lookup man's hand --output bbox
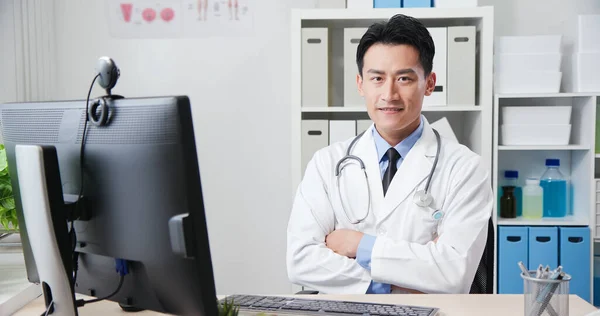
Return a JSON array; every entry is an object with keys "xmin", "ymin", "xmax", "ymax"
[{"xmin": 325, "ymin": 229, "xmax": 364, "ymax": 258}]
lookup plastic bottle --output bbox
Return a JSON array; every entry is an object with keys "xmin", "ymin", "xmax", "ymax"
[
  {"xmin": 540, "ymin": 158, "xmax": 568, "ymax": 217},
  {"xmin": 498, "ymin": 170, "xmax": 522, "ymax": 217},
  {"xmin": 500, "ymin": 186, "xmax": 516, "ymax": 218},
  {"xmin": 522, "ymin": 178, "xmax": 543, "ymax": 219}
]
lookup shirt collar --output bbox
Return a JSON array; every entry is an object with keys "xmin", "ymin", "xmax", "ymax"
[{"xmin": 372, "ymin": 115, "xmax": 424, "ymax": 163}]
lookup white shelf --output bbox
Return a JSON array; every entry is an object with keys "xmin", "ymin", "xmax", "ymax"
[
  {"xmin": 595, "ymin": 153, "xmax": 600, "ymax": 158},
  {"xmin": 496, "ymin": 92, "xmax": 599, "ymax": 99},
  {"xmin": 497, "ymin": 215, "xmax": 589, "ymax": 226},
  {"xmin": 301, "ymin": 105, "xmax": 482, "ymax": 113},
  {"xmin": 498, "ymin": 145, "xmax": 590, "ymax": 151},
  {"xmin": 295, "ymin": 7, "xmax": 492, "ymax": 20}
]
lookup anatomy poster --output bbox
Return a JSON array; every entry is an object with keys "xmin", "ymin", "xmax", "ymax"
[{"xmin": 106, "ymin": 0, "xmax": 254, "ymax": 38}]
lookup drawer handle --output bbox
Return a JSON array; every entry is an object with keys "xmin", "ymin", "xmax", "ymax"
[
  {"xmin": 536, "ymin": 236, "xmax": 551, "ymax": 243},
  {"xmin": 454, "ymin": 37, "xmax": 470, "ymax": 43},
  {"xmin": 307, "ymin": 130, "xmax": 322, "ymax": 136},
  {"xmin": 568, "ymin": 237, "xmax": 583, "ymax": 243},
  {"xmin": 350, "ymin": 38, "xmax": 360, "ymax": 44},
  {"xmin": 507, "ymin": 236, "xmax": 521, "ymax": 242},
  {"xmin": 307, "ymin": 38, "xmax": 322, "ymax": 44}
]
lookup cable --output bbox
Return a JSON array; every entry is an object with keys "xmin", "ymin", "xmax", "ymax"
[
  {"xmin": 71, "ymin": 73, "xmax": 100, "ymax": 288},
  {"xmin": 40, "ymin": 300, "xmax": 53, "ymax": 316},
  {"xmin": 76, "ymin": 274, "xmax": 125, "ymax": 307}
]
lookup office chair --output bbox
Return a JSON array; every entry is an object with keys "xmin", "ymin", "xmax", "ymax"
[{"xmin": 296, "ymin": 217, "xmax": 495, "ymax": 295}]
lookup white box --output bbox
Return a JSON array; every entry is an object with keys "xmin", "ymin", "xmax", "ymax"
[
  {"xmin": 316, "ymin": 0, "xmax": 347, "ymax": 8},
  {"xmin": 302, "ymin": 120, "xmax": 329, "ymax": 175},
  {"xmin": 356, "ymin": 120, "xmax": 372, "ymax": 135},
  {"xmin": 502, "ymin": 106, "xmax": 572, "ymax": 126},
  {"xmin": 494, "ymin": 53, "xmax": 561, "ymax": 73},
  {"xmin": 424, "ymin": 27, "xmax": 447, "ymax": 107},
  {"xmin": 578, "ymin": 15, "xmax": 600, "ymax": 53},
  {"xmin": 495, "ymin": 35, "xmax": 562, "ymax": 54},
  {"xmin": 447, "ymin": 26, "xmax": 476, "ymax": 105},
  {"xmin": 434, "ymin": 0, "xmax": 477, "ymax": 7},
  {"xmin": 302, "ymin": 28, "xmax": 329, "ymax": 107},
  {"xmin": 329, "ymin": 120, "xmax": 356, "ymax": 144},
  {"xmin": 570, "ymin": 52, "xmax": 600, "ymax": 92},
  {"xmin": 495, "ymin": 71, "xmax": 561, "ymax": 94},
  {"xmin": 430, "ymin": 117, "xmax": 458, "ymax": 143},
  {"xmin": 344, "ymin": 28, "xmax": 367, "ymax": 107},
  {"xmin": 501, "ymin": 124, "xmax": 571, "ymax": 145},
  {"xmin": 346, "ymin": 0, "xmax": 372, "ymax": 8}
]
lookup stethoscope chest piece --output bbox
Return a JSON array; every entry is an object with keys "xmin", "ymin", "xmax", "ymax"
[{"xmin": 413, "ymin": 190, "xmax": 433, "ymax": 207}]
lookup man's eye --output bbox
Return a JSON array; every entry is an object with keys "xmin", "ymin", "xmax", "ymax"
[
  {"xmin": 371, "ymin": 77, "xmax": 382, "ymax": 82},
  {"xmin": 399, "ymin": 77, "xmax": 412, "ymax": 82}
]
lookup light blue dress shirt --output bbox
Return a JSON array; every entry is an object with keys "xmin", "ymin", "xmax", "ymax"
[{"xmin": 356, "ymin": 116, "xmax": 424, "ymax": 294}]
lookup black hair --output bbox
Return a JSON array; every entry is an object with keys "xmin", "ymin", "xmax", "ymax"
[{"xmin": 356, "ymin": 14, "xmax": 435, "ymax": 77}]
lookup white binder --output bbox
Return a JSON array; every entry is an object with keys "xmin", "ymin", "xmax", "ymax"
[
  {"xmin": 302, "ymin": 28, "xmax": 329, "ymax": 107},
  {"xmin": 346, "ymin": 0, "xmax": 372, "ymax": 8},
  {"xmin": 344, "ymin": 28, "xmax": 368, "ymax": 107},
  {"xmin": 301, "ymin": 120, "xmax": 329, "ymax": 175},
  {"xmin": 329, "ymin": 120, "xmax": 356, "ymax": 144},
  {"xmin": 423, "ymin": 27, "xmax": 447, "ymax": 107},
  {"xmin": 447, "ymin": 26, "xmax": 476, "ymax": 105},
  {"xmin": 316, "ymin": 0, "xmax": 346, "ymax": 8}
]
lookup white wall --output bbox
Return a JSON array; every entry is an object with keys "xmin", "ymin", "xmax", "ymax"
[
  {"xmin": 49, "ymin": 0, "xmax": 317, "ymax": 295},
  {"xmin": 0, "ymin": 0, "xmax": 18, "ymax": 105}
]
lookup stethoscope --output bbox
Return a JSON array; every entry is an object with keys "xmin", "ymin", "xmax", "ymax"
[{"xmin": 334, "ymin": 128, "xmax": 442, "ymax": 224}]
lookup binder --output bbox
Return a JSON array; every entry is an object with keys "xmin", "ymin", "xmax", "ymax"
[
  {"xmin": 447, "ymin": 26, "xmax": 476, "ymax": 105},
  {"xmin": 344, "ymin": 28, "xmax": 367, "ymax": 107},
  {"xmin": 302, "ymin": 28, "xmax": 329, "ymax": 107},
  {"xmin": 403, "ymin": 0, "xmax": 432, "ymax": 7},
  {"xmin": 559, "ymin": 227, "xmax": 591, "ymax": 302},
  {"xmin": 374, "ymin": 0, "xmax": 401, "ymax": 7},
  {"xmin": 356, "ymin": 120, "xmax": 372, "ymax": 135},
  {"xmin": 316, "ymin": 0, "xmax": 346, "ymax": 8},
  {"xmin": 346, "ymin": 0, "xmax": 373, "ymax": 8},
  {"xmin": 423, "ymin": 27, "xmax": 447, "ymax": 107},
  {"xmin": 528, "ymin": 227, "xmax": 558, "ymax": 270},
  {"xmin": 301, "ymin": 120, "xmax": 329, "ymax": 176},
  {"xmin": 498, "ymin": 226, "xmax": 528, "ymax": 294},
  {"xmin": 329, "ymin": 120, "xmax": 356, "ymax": 144}
]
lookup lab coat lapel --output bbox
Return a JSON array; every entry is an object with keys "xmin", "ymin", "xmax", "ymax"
[{"xmin": 380, "ymin": 120, "xmax": 438, "ymax": 221}]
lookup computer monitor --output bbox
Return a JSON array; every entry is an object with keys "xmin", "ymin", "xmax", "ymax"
[{"xmin": 0, "ymin": 96, "xmax": 218, "ymax": 315}]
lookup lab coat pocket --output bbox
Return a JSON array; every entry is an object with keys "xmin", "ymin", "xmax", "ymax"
[{"xmin": 409, "ymin": 204, "xmax": 442, "ymax": 244}]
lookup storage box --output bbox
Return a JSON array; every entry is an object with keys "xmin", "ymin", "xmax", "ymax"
[
  {"xmin": 528, "ymin": 227, "xmax": 558, "ymax": 270},
  {"xmin": 447, "ymin": 26, "xmax": 476, "ymax": 105},
  {"xmin": 434, "ymin": 0, "xmax": 477, "ymax": 7},
  {"xmin": 316, "ymin": 0, "xmax": 347, "ymax": 8},
  {"xmin": 374, "ymin": 0, "xmax": 400, "ymax": 7},
  {"xmin": 403, "ymin": 0, "xmax": 432, "ymax": 7},
  {"xmin": 501, "ymin": 106, "xmax": 572, "ymax": 125},
  {"xmin": 494, "ymin": 53, "xmax": 562, "ymax": 73},
  {"xmin": 423, "ymin": 27, "xmax": 447, "ymax": 106},
  {"xmin": 495, "ymin": 35, "xmax": 562, "ymax": 54},
  {"xmin": 301, "ymin": 28, "xmax": 329, "ymax": 107},
  {"xmin": 559, "ymin": 227, "xmax": 591, "ymax": 303},
  {"xmin": 578, "ymin": 15, "xmax": 600, "ymax": 53},
  {"xmin": 347, "ymin": 0, "xmax": 373, "ymax": 8},
  {"xmin": 495, "ymin": 71, "xmax": 561, "ymax": 94},
  {"xmin": 301, "ymin": 120, "xmax": 329, "ymax": 175},
  {"xmin": 344, "ymin": 28, "xmax": 367, "ymax": 107},
  {"xmin": 570, "ymin": 52, "xmax": 600, "ymax": 92},
  {"xmin": 501, "ymin": 124, "xmax": 571, "ymax": 146},
  {"xmin": 498, "ymin": 226, "xmax": 528, "ymax": 294}
]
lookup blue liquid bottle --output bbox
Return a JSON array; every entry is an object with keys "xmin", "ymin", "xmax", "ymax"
[
  {"xmin": 540, "ymin": 158, "xmax": 568, "ymax": 217},
  {"xmin": 498, "ymin": 170, "xmax": 522, "ymax": 217}
]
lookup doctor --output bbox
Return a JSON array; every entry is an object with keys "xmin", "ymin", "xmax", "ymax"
[{"xmin": 286, "ymin": 14, "xmax": 493, "ymax": 294}]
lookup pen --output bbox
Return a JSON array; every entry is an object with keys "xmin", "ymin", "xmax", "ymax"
[
  {"xmin": 530, "ymin": 271, "xmax": 564, "ymax": 316},
  {"xmin": 518, "ymin": 262, "xmax": 559, "ymax": 316}
]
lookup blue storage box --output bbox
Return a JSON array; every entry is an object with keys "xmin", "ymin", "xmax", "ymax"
[
  {"xmin": 559, "ymin": 227, "xmax": 590, "ymax": 303},
  {"xmin": 402, "ymin": 0, "xmax": 432, "ymax": 7},
  {"xmin": 374, "ymin": 0, "xmax": 401, "ymax": 7},
  {"xmin": 528, "ymin": 226, "xmax": 558, "ymax": 270},
  {"xmin": 498, "ymin": 226, "xmax": 528, "ymax": 294}
]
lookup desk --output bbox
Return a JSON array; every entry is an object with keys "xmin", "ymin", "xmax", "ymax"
[{"xmin": 14, "ymin": 294, "xmax": 599, "ymax": 316}]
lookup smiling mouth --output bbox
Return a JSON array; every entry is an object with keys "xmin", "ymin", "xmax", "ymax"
[{"xmin": 378, "ymin": 107, "xmax": 404, "ymax": 112}]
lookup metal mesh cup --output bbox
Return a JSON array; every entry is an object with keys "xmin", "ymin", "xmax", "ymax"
[{"xmin": 521, "ymin": 271, "xmax": 571, "ymax": 316}]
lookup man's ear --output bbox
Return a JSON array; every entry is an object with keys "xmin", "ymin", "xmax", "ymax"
[
  {"xmin": 424, "ymin": 72, "xmax": 437, "ymax": 96},
  {"xmin": 356, "ymin": 73, "xmax": 364, "ymax": 97}
]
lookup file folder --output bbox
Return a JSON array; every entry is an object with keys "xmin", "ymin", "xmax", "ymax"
[
  {"xmin": 403, "ymin": 0, "xmax": 432, "ymax": 7},
  {"xmin": 528, "ymin": 227, "xmax": 558, "ymax": 270},
  {"xmin": 423, "ymin": 27, "xmax": 447, "ymax": 107},
  {"xmin": 301, "ymin": 120, "xmax": 329, "ymax": 176},
  {"xmin": 329, "ymin": 120, "xmax": 356, "ymax": 144},
  {"xmin": 302, "ymin": 28, "xmax": 329, "ymax": 107},
  {"xmin": 559, "ymin": 227, "xmax": 591, "ymax": 302},
  {"xmin": 346, "ymin": 0, "xmax": 373, "ymax": 8},
  {"xmin": 344, "ymin": 28, "xmax": 368, "ymax": 107},
  {"xmin": 498, "ymin": 226, "xmax": 528, "ymax": 294},
  {"xmin": 356, "ymin": 120, "xmax": 372, "ymax": 135},
  {"xmin": 447, "ymin": 26, "xmax": 476, "ymax": 105},
  {"xmin": 374, "ymin": 0, "xmax": 401, "ymax": 7}
]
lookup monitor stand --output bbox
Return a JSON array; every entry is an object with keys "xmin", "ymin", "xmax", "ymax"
[{"xmin": 15, "ymin": 145, "xmax": 78, "ymax": 316}]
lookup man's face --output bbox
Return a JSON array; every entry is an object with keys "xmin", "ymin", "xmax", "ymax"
[{"xmin": 357, "ymin": 43, "xmax": 436, "ymax": 136}]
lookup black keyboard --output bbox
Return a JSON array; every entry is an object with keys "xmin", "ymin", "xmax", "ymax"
[{"xmin": 219, "ymin": 294, "xmax": 439, "ymax": 315}]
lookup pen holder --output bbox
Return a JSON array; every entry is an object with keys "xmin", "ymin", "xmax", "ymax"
[{"xmin": 521, "ymin": 271, "xmax": 571, "ymax": 316}]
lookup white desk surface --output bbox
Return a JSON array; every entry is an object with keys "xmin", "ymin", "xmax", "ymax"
[{"xmin": 13, "ymin": 293, "xmax": 599, "ymax": 316}]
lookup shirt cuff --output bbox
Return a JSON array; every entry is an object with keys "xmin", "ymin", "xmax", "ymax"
[
  {"xmin": 366, "ymin": 280, "xmax": 391, "ymax": 294},
  {"xmin": 356, "ymin": 234, "xmax": 376, "ymax": 271}
]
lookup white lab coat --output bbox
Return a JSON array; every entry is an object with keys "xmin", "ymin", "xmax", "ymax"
[{"xmin": 286, "ymin": 118, "xmax": 493, "ymax": 294}]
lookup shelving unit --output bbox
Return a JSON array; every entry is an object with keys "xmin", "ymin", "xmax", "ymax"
[
  {"xmin": 291, "ymin": 7, "xmax": 494, "ymax": 293},
  {"xmin": 493, "ymin": 92, "xmax": 597, "ymax": 300}
]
